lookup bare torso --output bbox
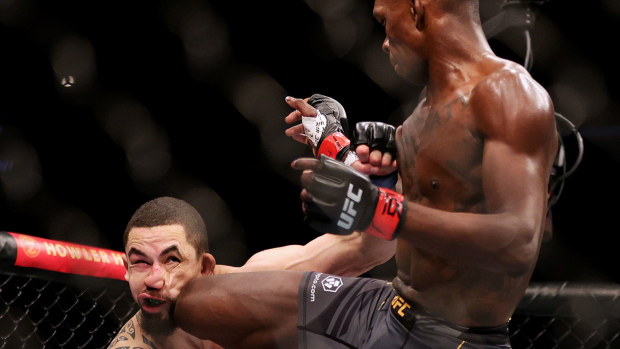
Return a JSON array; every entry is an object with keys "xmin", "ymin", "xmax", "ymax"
[{"xmin": 392, "ymin": 63, "xmax": 549, "ymax": 327}]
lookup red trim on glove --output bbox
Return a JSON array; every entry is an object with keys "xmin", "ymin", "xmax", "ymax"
[
  {"xmin": 364, "ymin": 188, "xmax": 406, "ymax": 240},
  {"xmin": 317, "ymin": 132, "xmax": 350, "ymax": 160}
]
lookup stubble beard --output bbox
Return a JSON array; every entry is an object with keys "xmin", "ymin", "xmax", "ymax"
[{"xmin": 139, "ymin": 303, "xmax": 177, "ymax": 338}]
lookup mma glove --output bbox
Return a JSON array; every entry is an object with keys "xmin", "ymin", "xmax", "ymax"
[
  {"xmin": 305, "ymin": 155, "xmax": 406, "ymax": 240},
  {"xmin": 303, "ymin": 94, "xmax": 359, "ymax": 166},
  {"xmin": 353, "ymin": 121, "xmax": 398, "ymax": 156},
  {"xmin": 353, "ymin": 121, "xmax": 399, "ymax": 190}
]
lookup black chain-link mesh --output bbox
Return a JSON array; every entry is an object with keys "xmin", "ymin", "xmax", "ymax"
[
  {"xmin": 509, "ymin": 282, "xmax": 620, "ymax": 349},
  {"xmin": 1, "ymin": 274, "xmax": 619, "ymax": 348},
  {"xmin": 0, "ymin": 273, "xmax": 137, "ymax": 349},
  {"xmin": 510, "ymin": 313, "xmax": 620, "ymax": 349}
]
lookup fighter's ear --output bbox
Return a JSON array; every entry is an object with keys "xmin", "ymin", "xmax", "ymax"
[
  {"xmin": 410, "ymin": 0, "xmax": 425, "ymax": 31},
  {"xmin": 122, "ymin": 254, "xmax": 129, "ymax": 281},
  {"xmin": 200, "ymin": 253, "xmax": 216, "ymax": 276}
]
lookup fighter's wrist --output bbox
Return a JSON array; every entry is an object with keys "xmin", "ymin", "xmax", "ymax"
[
  {"xmin": 317, "ymin": 132, "xmax": 352, "ymax": 162},
  {"xmin": 363, "ymin": 187, "xmax": 406, "ymax": 240}
]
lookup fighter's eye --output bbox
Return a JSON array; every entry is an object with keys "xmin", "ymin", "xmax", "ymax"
[
  {"xmin": 375, "ymin": 16, "xmax": 386, "ymax": 27},
  {"xmin": 166, "ymin": 256, "xmax": 181, "ymax": 264}
]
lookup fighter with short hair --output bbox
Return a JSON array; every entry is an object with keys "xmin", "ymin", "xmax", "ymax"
[{"xmin": 172, "ymin": 0, "xmax": 558, "ymax": 347}]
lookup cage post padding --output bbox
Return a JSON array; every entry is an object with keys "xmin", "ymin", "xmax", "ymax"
[{"xmin": 0, "ymin": 231, "xmax": 125, "ymax": 281}]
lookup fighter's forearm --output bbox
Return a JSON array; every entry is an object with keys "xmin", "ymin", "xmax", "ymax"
[
  {"xmin": 238, "ymin": 233, "xmax": 395, "ymax": 277},
  {"xmin": 397, "ymin": 202, "xmax": 543, "ymax": 275},
  {"xmin": 280, "ymin": 233, "xmax": 396, "ymax": 276}
]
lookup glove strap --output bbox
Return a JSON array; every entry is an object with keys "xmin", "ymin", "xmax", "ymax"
[
  {"xmin": 364, "ymin": 188, "xmax": 406, "ymax": 240},
  {"xmin": 317, "ymin": 132, "xmax": 351, "ymax": 161}
]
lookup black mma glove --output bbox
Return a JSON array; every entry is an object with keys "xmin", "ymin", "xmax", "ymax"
[
  {"xmin": 353, "ymin": 121, "xmax": 399, "ymax": 189},
  {"xmin": 353, "ymin": 121, "xmax": 398, "ymax": 156},
  {"xmin": 304, "ymin": 155, "xmax": 406, "ymax": 240},
  {"xmin": 303, "ymin": 94, "xmax": 359, "ymax": 166}
]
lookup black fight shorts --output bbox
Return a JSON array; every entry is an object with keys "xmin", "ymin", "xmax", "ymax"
[{"xmin": 297, "ymin": 272, "xmax": 512, "ymax": 349}]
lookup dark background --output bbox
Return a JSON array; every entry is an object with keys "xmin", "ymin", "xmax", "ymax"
[{"xmin": 0, "ymin": 0, "xmax": 618, "ymax": 283}]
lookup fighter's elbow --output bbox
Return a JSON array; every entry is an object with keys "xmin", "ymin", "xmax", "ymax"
[
  {"xmin": 502, "ymin": 243, "xmax": 537, "ymax": 276},
  {"xmin": 500, "ymin": 225, "xmax": 541, "ymax": 276}
]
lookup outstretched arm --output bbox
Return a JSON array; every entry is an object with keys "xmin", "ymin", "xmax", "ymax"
[
  {"xmin": 174, "ymin": 271, "xmax": 303, "ymax": 349},
  {"xmin": 216, "ymin": 232, "xmax": 395, "ymax": 276}
]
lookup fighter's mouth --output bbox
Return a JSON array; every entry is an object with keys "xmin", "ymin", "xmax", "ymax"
[
  {"xmin": 145, "ymin": 298, "xmax": 164, "ymax": 306},
  {"xmin": 139, "ymin": 294, "xmax": 167, "ymax": 311}
]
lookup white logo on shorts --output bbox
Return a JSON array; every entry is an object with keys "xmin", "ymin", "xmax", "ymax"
[{"xmin": 321, "ymin": 276, "xmax": 343, "ymax": 292}]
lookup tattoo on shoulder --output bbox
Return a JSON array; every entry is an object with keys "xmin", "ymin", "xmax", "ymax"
[
  {"xmin": 109, "ymin": 335, "xmax": 156, "ymax": 349},
  {"xmin": 109, "ymin": 343, "xmax": 155, "ymax": 349},
  {"xmin": 442, "ymin": 93, "xmax": 471, "ymax": 120},
  {"xmin": 125, "ymin": 320, "xmax": 137, "ymax": 339},
  {"xmin": 422, "ymin": 92, "xmax": 474, "ymax": 136},
  {"xmin": 142, "ymin": 334, "xmax": 157, "ymax": 348},
  {"xmin": 108, "ymin": 319, "xmax": 139, "ymax": 348}
]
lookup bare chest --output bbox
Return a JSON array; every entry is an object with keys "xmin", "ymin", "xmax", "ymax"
[{"xmin": 397, "ymin": 97, "xmax": 484, "ymax": 211}]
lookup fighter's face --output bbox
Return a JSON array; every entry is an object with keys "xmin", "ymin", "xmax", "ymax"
[
  {"xmin": 125, "ymin": 225, "xmax": 206, "ymax": 323},
  {"xmin": 374, "ymin": 0, "xmax": 428, "ymax": 84}
]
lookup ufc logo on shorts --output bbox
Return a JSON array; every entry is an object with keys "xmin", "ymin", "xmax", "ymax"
[{"xmin": 337, "ymin": 184, "xmax": 363, "ymax": 229}]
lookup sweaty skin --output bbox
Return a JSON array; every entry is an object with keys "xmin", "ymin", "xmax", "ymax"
[
  {"xmin": 391, "ymin": 62, "xmax": 557, "ymax": 327},
  {"xmin": 361, "ymin": 0, "xmax": 559, "ymax": 327},
  {"xmin": 172, "ymin": 0, "xmax": 560, "ymax": 346}
]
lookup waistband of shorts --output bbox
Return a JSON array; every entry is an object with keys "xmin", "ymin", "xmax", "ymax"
[{"xmin": 389, "ymin": 293, "xmax": 510, "ymax": 344}]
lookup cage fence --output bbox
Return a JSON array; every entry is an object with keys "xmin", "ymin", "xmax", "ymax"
[{"xmin": 1, "ymin": 231, "xmax": 619, "ymax": 348}]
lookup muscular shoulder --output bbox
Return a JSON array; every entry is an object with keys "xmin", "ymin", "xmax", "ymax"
[
  {"xmin": 470, "ymin": 63, "xmax": 555, "ymax": 145},
  {"xmin": 108, "ymin": 315, "xmax": 157, "ymax": 349}
]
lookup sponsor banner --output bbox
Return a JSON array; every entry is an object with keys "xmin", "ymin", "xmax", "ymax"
[{"xmin": 8, "ymin": 232, "xmax": 126, "ymax": 280}]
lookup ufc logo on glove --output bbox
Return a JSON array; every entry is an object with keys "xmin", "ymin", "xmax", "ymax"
[{"xmin": 338, "ymin": 184, "xmax": 363, "ymax": 229}]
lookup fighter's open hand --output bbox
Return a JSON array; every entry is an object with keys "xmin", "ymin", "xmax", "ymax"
[
  {"xmin": 284, "ymin": 94, "xmax": 355, "ymax": 164},
  {"xmin": 284, "ymin": 95, "xmax": 397, "ymax": 179},
  {"xmin": 284, "ymin": 96, "xmax": 315, "ymax": 145}
]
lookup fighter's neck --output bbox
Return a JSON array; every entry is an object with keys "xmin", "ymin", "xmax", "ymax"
[
  {"xmin": 137, "ymin": 310, "xmax": 215, "ymax": 349},
  {"xmin": 423, "ymin": 23, "xmax": 494, "ymax": 102},
  {"xmin": 424, "ymin": 49, "xmax": 497, "ymax": 105}
]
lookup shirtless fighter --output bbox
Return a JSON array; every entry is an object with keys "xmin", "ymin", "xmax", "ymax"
[
  {"xmin": 108, "ymin": 197, "xmax": 394, "ymax": 349},
  {"xmin": 172, "ymin": 0, "xmax": 558, "ymax": 347}
]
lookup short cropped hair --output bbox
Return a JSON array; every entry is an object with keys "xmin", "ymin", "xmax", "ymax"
[{"xmin": 123, "ymin": 197, "xmax": 209, "ymax": 255}]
